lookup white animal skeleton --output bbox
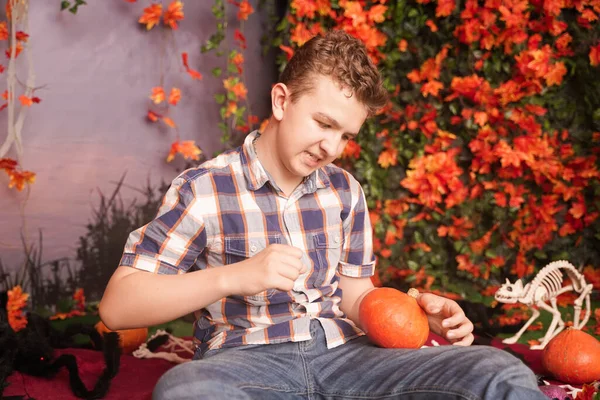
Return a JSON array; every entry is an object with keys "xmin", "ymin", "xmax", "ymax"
[{"xmin": 494, "ymin": 260, "xmax": 593, "ymax": 350}]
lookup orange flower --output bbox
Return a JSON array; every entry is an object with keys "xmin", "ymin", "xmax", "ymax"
[
  {"xmin": 224, "ymin": 101, "xmax": 238, "ymax": 118},
  {"xmin": 7, "ymin": 285, "xmax": 28, "ymax": 332},
  {"xmin": 231, "ymin": 52, "xmax": 244, "ymax": 73},
  {"xmin": 421, "ymin": 80, "xmax": 444, "ymax": 97},
  {"xmin": 377, "ymin": 148, "xmax": 398, "ymax": 168},
  {"xmin": 138, "ymin": 3, "xmax": 162, "ymax": 30},
  {"xmin": 544, "ymin": 62, "xmax": 566, "ymax": 86},
  {"xmin": 168, "ymin": 87, "xmax": 181, "ymax": 105},
  {"xmin": 8, "ymin": 170, "xmax": 36, "ymax": 191},
  {"xmin": 163, "ymin": 1, "xmax": 184, "ymax": 29},
  {"xmin": 426, "ymin": 20, "xmax": 438, "ymax": 32},
  {"xmin": 436, "ymin": 0, "xmax": 455, "ymax": 17},
  {"xmin": 290, "ymin": 22, "xmax": 314, "ymax": 46},
  {"xmin": 166, "ymin": 140, "xmax": 202, "ymax": 162},
  {"xmin": 368, "ymin": 4, "xmax": 387, "ymax": 23},
  {"xmin": 292, "ymin": 0, "xmax": 318, "ymax": 18},
  {"xmin": 398, "ymin": 39, "xmax": 408, "ymax": 52},
  {"xmin": 237, "ymin": 0, "xmax": 254, "ymax": 21},
  {"xmin": 149, "ymin": 86, "xmax": 166, "ymax": 104},
  {"xmin": 342, "ymin": 140, "xmax": 361, "ymax": 159}
]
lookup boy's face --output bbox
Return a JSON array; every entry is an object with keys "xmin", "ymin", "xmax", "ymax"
[{"xmin": 273, "ymin": 74, "xmax": 368, "ymax": 182}]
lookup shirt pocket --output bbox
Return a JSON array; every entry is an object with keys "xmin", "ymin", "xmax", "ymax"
[
  {"xmin": 224, "ymin": 234, "xmax": 282, "ymax": 304},
  {"xmin": 311, "ymin": 227, "xmax": 344, "ymax": 288}
]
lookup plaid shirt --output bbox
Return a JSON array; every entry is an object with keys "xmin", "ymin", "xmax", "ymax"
[{"xmin": 120, "ymin": 131, "xmax": 375, "ymax": 356}]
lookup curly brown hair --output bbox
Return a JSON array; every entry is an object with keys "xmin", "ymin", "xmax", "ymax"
[{"xmin": 279, "ymin": 30, "xmax": 388, "ymax": 116}]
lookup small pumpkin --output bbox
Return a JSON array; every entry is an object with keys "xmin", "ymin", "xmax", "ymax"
[
  {"xmin": 359, "ymin": 287, "xmax": 429, "ymax": 349},
  {"xmin": 95, "ymin": 321, "xmax": 148, "ymax": 354},
  {"xmin": 541, "ymin": 327, "xmax": 600, "ymax": 385}
]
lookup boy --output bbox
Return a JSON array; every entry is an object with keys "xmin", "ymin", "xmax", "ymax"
[{"xmin": 99, "ymin": 31, "xmax": 547, "ymax": 399}]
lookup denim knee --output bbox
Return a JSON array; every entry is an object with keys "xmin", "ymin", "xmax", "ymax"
[{"xmin": 152, "ymin": 362, "xmax": 251, "ymax": 400}]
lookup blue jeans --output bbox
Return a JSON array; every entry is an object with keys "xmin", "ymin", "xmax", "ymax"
[{"xmin": 153, "ymin": 320, "xmax": 547, "ymax": 399}]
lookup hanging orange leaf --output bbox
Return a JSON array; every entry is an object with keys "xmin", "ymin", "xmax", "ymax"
[
  {"xmin": 147, "ymin": 110, "xmax": 160, "ymax": 122},
  {"xmin": 125, "ymin": 0, "xmax": 137, "ymax": 2},
  {"xmin": 18, "ymin": 95, "xmax": 33, "ymax": 106},
  {"xmin": 0, "ymin": 157, "xmax": 17, "ymax": 172},
  {"xmin": 5, "ymin": 42, "xmax": 23, "ymax": 58},
  {"xmin": 234, "ymin": 29, "xmax": 247, "ymax": 49},
  {"xmin": 181, "ymin": 52, "xmax": 202, "ymax": 80},
  {"xmin": 279, "ymin": 45, "xmax": 294, "ymax": 61},
  {"xmin": 149, "ymin": 86, "xmax": 166, "ymax": 104},
  {"xmin": 163, "ymin": 1, "xmax": 184, "ymax": 29},
  {"xmin": 162, "ymin": 116, "xmax": 176, "ymax": 128},
  {"xmin": 8, "ymin": 169, "xmax": 36, "ymax": 191},
  {"xmin": 15, "ymin": 31, "xmax": 29, "ymax": 42},
  {"xmin": 138, "ymin": 3, "xmax": 162, "ymax": 30},
  {"xmin": 168, "ymin": 87, "xmax": 181, "ymax": 105},
  {"xmin": 7, "ymin": 285, "xmax": 28, "ymax": 332},
  {"xmin": 0, "ymin": 21, "xmax": 7, "ymax": 41},
  {"xmin": 166, "ymin": 140, "xmax": 202, "ymax": 162}
]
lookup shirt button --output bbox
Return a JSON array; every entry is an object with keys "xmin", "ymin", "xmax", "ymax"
[
  {"xmin": 334, "ymin": 236, "xmax": 341, "ymax": 243},
  {"xmin": 250, "ymin": 245, "xmax": 258, "ymax": 252}
]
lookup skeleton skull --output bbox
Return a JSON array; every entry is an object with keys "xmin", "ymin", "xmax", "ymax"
[{"xmin": 494, "ymin": 279, "xmax": 524, "ymax": 304}]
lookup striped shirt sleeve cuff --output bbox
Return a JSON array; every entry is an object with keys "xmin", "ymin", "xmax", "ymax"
[
  {"xmin": 337, "ymin": 260, "xmax": 376, "ymax": 278},
  {"xmin": 119, "ymin": 253, "xmax": 181, "ymax": 275}
]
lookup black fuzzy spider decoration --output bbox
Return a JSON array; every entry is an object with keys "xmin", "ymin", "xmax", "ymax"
[{"xmin": 0, "ymin": 292, "xmax": 121, "ymax": 399}]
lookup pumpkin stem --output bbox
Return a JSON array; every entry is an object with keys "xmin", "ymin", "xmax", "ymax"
[{"xmin": 407, "ymin": 288, "xmax": 419, "ymax": 299}]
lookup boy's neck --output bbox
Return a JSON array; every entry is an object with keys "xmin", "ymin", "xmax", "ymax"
[{"xmin": 253, "ymin": 129, "xmax": 303, "ymax": 197}]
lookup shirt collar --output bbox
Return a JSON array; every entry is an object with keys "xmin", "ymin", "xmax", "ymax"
[{"xmin": 241, "ymin": 130, "xmax": 331, "ymax": 193}]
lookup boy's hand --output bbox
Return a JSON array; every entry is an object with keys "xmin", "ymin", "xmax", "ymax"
[
  {"xmin": 225, "ymin": 244, "xmax": 307, "ymax": 296},
  {"xmin": 417, "ymin": 293, "xmax": 474, "ymax": 346}
]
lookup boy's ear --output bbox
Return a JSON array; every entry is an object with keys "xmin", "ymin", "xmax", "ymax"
[{"xmin": 271, "ymin": 83, "xmax": 289, "ymax": 121}]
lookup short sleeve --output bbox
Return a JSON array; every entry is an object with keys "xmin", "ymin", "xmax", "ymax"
[
  {"xmin": 337, "ymin": 174, "xmax": 376, "ymax": 278},
  {"xmin": 119, "ymin": 175, "xmax": 207, "ymax": 275}
]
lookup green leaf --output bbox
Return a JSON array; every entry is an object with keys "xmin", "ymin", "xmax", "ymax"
[
  {"xmin": 61, "ymin": 1, "xmax": 70, "ymax": 10},
  {"xmin": 214, "ymin": 94, "xmax": 226, "ymax": 104},
  {"xmin": 407, "ymin": 260, "xmax": 419, "ymax": 270},
  {"xmin": 212, "ymin": 67, "xmax": 222, "ymax": 78}
]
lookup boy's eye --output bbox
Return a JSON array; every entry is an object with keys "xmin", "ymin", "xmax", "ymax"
[{"xmin": 318, "ymin": 121, "xmax": 331, "ymax": 129}]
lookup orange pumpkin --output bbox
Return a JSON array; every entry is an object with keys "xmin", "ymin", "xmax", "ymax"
[
  {"xmin": 542, "ymin": 328, "xmax": 600, "ymax": 385},
  {"xmin": 359, "ymin": 287, "xmax": 429, "ymax": 349},
  {"xmin": 95, "ymin": 321, "xmax": 148, "ymax": 354}
]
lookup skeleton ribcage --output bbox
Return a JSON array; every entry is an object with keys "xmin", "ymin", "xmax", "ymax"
[{"xmin": 539, "ymin": 269, "xmax": 564, "ymax": 301}]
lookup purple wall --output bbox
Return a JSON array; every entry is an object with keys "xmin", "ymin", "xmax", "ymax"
[{"xmin": 0, "ymin": 1, "xmax": 274, "ymax": 270}]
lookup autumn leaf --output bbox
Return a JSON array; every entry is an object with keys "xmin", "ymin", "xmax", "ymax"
[
  {"xmin": 8, "ymin": 169, "xmax": 36, "ymax": 191},
  {"xmin": 147, "ymin": 110, "xmax": 160, "ymax": 122},
  {"xmin": 163, "ymin": 1, "xmax": 184, "ymax": 29},
  {"xmin": 150, "ymin": 86, "xmax": 166, "ymax": 104},
  {"xmin": 138, "ymin": 3, "xmax": 162, "ymax": 30},
  {"xmin": 0, "ymin": 22, "xmax": 8, "ymax": 41},
  {"xmin": 168, "ymin": 87, "xmax": 181, "ymax": 105},
  {"xmin": 0, "ymin": 158, "xmax": 17, "ymax": 172},
  {"xmin": 234, "ymin": 29, "xmax": 247, "ymax": 49},
  {"xmin": 18, "ymin": 95, "xmax": 33, "ymax": 106},
  {"xmin": 181, "ymin": 52, "xmax": 202, "ymax": 80},
  {"xmin": 237, "ymin": 0, "xmax": 254, "ymax": 21},
  {"xmin": 7, "ymin": 285, "xmax": 29, "ymax": 332},
  {"xmin": 162, "ymin": 116, "xmax": 176, "ymax": 128},
  {"xmin": 5, "ymin": 42, "xmax": 23, "ymax": 58},
  {"xmin": 166, "ymin": 140, "xmax": 201, "ymax": 162},
  {"xmin": 279, "ymin": 45, "xmax": 294, "ymax": 61}
]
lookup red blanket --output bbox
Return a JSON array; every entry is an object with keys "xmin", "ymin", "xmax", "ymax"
[{"xmin": 2, "ymin": 334, "xmax": 562, "ymax": 399}]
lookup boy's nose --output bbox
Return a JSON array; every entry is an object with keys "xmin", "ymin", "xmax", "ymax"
[{"xmin": 320, "ymin": 135, "xmax": 341, "ymax": 158}]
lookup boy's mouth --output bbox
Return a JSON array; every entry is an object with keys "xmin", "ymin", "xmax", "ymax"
[{"xmin": 304, "ymin": 151, "xmax": 322, "ymax": 167}]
